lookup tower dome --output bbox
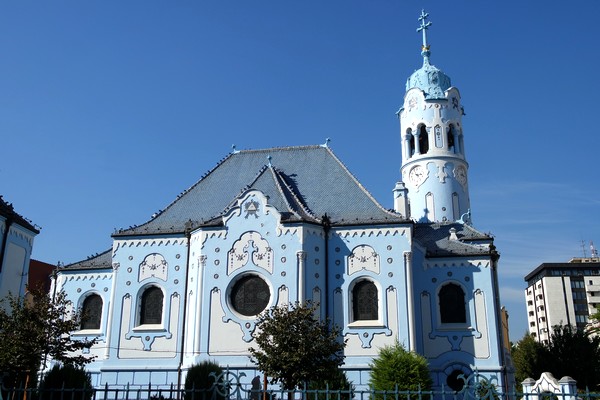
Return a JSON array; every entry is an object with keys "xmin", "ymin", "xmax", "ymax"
[
  {"xmin": 406, "ymin": 57, "xmax": 451, "ymax": 100},
  {"xmin": 405, "ymin": 10, "xmax": 451, "ymax": 99}
]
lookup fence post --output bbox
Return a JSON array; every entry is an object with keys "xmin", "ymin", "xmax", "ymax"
[
  {"xmin": 521, "ymin": 378, "xmax": 535, "ymax": 400},
  {"xmin": 557, "ymin": 377, "xmax": 577, "ymax": 400}
]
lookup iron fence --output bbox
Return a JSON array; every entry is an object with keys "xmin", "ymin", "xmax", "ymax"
[{"xmin": 2, "ymin": 370, "xmax": 599, "ymax": 400}]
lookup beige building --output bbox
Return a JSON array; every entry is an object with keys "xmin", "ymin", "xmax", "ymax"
[{"xmin": 524, "ymin": 258, "xmax": 600, "ymax": 343}]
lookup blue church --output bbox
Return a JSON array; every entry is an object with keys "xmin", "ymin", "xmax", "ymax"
[{"xmin": 51, "ymin": 11, "xmax": 510, "ymax": 392}]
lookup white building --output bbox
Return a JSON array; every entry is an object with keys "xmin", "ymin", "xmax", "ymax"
[{"xmin": 524, "ymin": 257, "xmax": 600, "ymax": 343}]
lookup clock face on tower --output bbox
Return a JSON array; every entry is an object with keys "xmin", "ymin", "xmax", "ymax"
[{"xmin": 408, "ymin": 165, "xmax": 426, "ymax": 186}]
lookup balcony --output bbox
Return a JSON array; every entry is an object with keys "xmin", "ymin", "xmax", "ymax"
[{"xmin": 587, "ymin": 284, "xmax": 600, "ymax": 292}]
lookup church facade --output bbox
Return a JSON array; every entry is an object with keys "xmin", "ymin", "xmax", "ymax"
[{"xmin": 52, "ymin": 12, "xmax": 510, "ymax": 392}]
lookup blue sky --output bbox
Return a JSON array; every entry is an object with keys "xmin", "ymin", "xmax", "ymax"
[{"xmin": 1, "ymin": 1, "xmax": 599, "ymax": 341}]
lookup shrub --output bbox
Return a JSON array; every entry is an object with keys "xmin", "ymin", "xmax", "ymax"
[
  {"xmin": 369, "ymin": 341, "xmax": 432, "ymax": 400},
  {"xmin": 307, "ymin": 368, "xmax": 354, "ymax": 400},
  {"xmin": 39, "ymin": 364, "xmax": 93, "ymax": 400},
  {"xmin": 184, "ymin": 361, "xmax": 225, "ymax": 400}
]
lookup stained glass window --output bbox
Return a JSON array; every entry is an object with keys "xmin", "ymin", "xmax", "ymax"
[
  {"xmin": 140, "ymin": 286, "xmax": 163, "ymax": 325},
  {"xmin": 353, "ymin": 280, "xmax": 378, "ymax": 321},
  {"xmin": 81, "ymin": 294, "xmax": 102, "ymax": 330},
  {"xmin": 439, "ymin": 283, "xmax": 466, "ymax": 323},
  {"xmin": 230, "ymin": 275, "xmax": 270, "ymax": 317}
]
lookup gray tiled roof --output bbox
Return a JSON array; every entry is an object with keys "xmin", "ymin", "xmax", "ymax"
[
  {"xmin": 63, "ymin": 249, "xmax": 112, "ymax": 270},
  {"xmin": 0, "ymin": 196, "xmax": 39, "ymax": 234},
  {"xmin": 414, "ymin": 223, "xmax": 496, "ymax": 258},
  {"xmin": 115, "ymin": 145, "xmax": 405, "ymax": 236}
]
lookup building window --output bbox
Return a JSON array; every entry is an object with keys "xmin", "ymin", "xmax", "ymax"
[
  {"xmin": 230, "ymin": 275, "xmax": 270, "ymax": 317},
  {"xmin": 447, "ymin": 124, "xmax": 456, "ymax": 152},
  {"xmin": 527, "ymin": 300, "xmax": 533, "ymax": 305},
  {"xmin": 446, "ymin": 368, "xmax": 470, "ymax": 392},
  {"xmin": 140, "ymin": 286, "xmax": 163, "ymax": 325},
  {"xmin": 352, "ymin": 280, "xmax": 378, "ymax": 321},
  {"xmin": 80, "ymin": 294, "xmax": 102, "ymax": 330},
  {"xmin": 418, "ymin": 125, "xmax": 429, "ymax": 154},
  {"xmin": 439, "ymin": 283, "xmax": 466, "ymax": 324}
]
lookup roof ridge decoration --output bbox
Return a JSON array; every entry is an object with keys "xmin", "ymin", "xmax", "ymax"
[{"xmin": 235, "ymin": 144, "xmax": 325, "ymax": 155}]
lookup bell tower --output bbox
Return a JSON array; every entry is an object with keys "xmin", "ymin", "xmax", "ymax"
[{"xmin": 395, "ymin": 10, "xmax": 471, "ymax": 224}]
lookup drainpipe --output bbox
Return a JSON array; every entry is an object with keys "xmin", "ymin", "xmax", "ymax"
[
  {"xmin": 404, "ymin": 251, "xmax": 416, "ymax": 351},
  {"xmin": 321, "ymin": 215, "xmax": 331, "ymax": 317},
  {"xmin": 489, "ymin": 246, "xmax": 507, "ymax": 392},
  {"xmin": 178, "ymin": 225, "xmax": 193, "ymax": 395}
]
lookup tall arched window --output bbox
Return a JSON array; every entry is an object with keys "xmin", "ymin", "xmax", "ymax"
[
  {"xmin": 447, "ymin": 125, "xmax": 455, "ymax": 152},
  {"xmin": 140, "ymin": 286, "xmax": 163, "ymax": 325},
  {"xmin": 408, "ymin": 129, "xmax": 415, "ymax": 157},
  {"xmin": 81, "ymin": 294, "xmax": 102, "ymax": 330},
  {"xmin": 352, "ymin": 280, "xmax": 378, "ymax": 321},
  {"xmin": 439, "ymin": 283, "xmax": 466, "ymax": 323},
  {"xmin": 418, "ymin": 125, "xmax": 429, "ymax": 154}
]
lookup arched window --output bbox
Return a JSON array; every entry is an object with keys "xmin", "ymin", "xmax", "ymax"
[
  {"xmin": 447, "ymin": 125, "xmax": 455, "ymax": 152},
  {"xmin": 81, "ymin": 294, "xmax": 102, "ymax": 330},
  {"xmin": 352, "ymin": 280, "xmax": 378, "ymax": 321},
  {"xmin": 418, "ymin": 125, "xmax": 429, "ymax": 154},
  {"xmin": 140, "ymin": 286, "xmax": 163, "ymax": 325},
  {"xmin": 408, "ymin": 129, "xmax": 415, "ymax": 157},
  {"xmin": 439, "ymin": 283, "xmax": 466, "ymax": 323}
]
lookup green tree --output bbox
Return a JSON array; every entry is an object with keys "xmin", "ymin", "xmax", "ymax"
[
  {"xmin": 307, "ymin": 367, "xmax": 354, "ymax": 400},
  {"xmin": 512, "ymin": 326, "xmax": 600, "ymax": 390},
  {"xmin": 369, "ymin": 341, "xmax": 432, "ymax": 399},
  {"xmin": 249, "ymin": 301, "xmax": 345, "ymax": 392},
  {"xmin": 0, "ymin": 286, "xmax": 96, "ymax": 390},
  {"xmin": 546, "ymin": 324, "xmax": 600, "ymax": 390},
  {"xmin": 512, "ymin": 333, "xmax": 551, "ymax": 384},
  {"xmin": 39, "ymin": 364, "xmax": 93, "ymax": 400}
]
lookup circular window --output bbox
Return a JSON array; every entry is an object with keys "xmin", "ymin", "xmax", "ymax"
[
  {"xmin": 446, "ymin": 369, "xmax": 467, "ymax": 392},
  {"xmin": 230, "ymin": 275, "xmax": 270, "ymax": 317}
]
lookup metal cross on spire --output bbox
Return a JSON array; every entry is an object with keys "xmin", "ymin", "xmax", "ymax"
[{"xmin": 417, "ymin": 9, "xmax": 431, "ymax": 53}]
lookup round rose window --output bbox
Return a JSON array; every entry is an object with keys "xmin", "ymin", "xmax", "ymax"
[{"xmin": 230, "ymin": 275, "xmax": 270, "ymax": 316}]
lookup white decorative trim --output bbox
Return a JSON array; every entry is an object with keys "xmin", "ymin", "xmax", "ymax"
[
  {"xmin": 434, "ymin": 161, "xmax": 448, "ymax": 183},
  {"xmin": 348, "ymin": 245, "xmax": 380, "ymax": 275},
  {"xmin": 114, "ymin": 238, "xmax": 186, "ymax": 251},
  {"xmin": 334, "ymin": 227, "xmax": 408, "ymax": 239},
  {"xmin": 66, "ymin": 273, "xmax": 112, "ymax": 282},
  {"xmin": 423, "ymin": 259, "xmax": 491, "ymax": 270}
]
